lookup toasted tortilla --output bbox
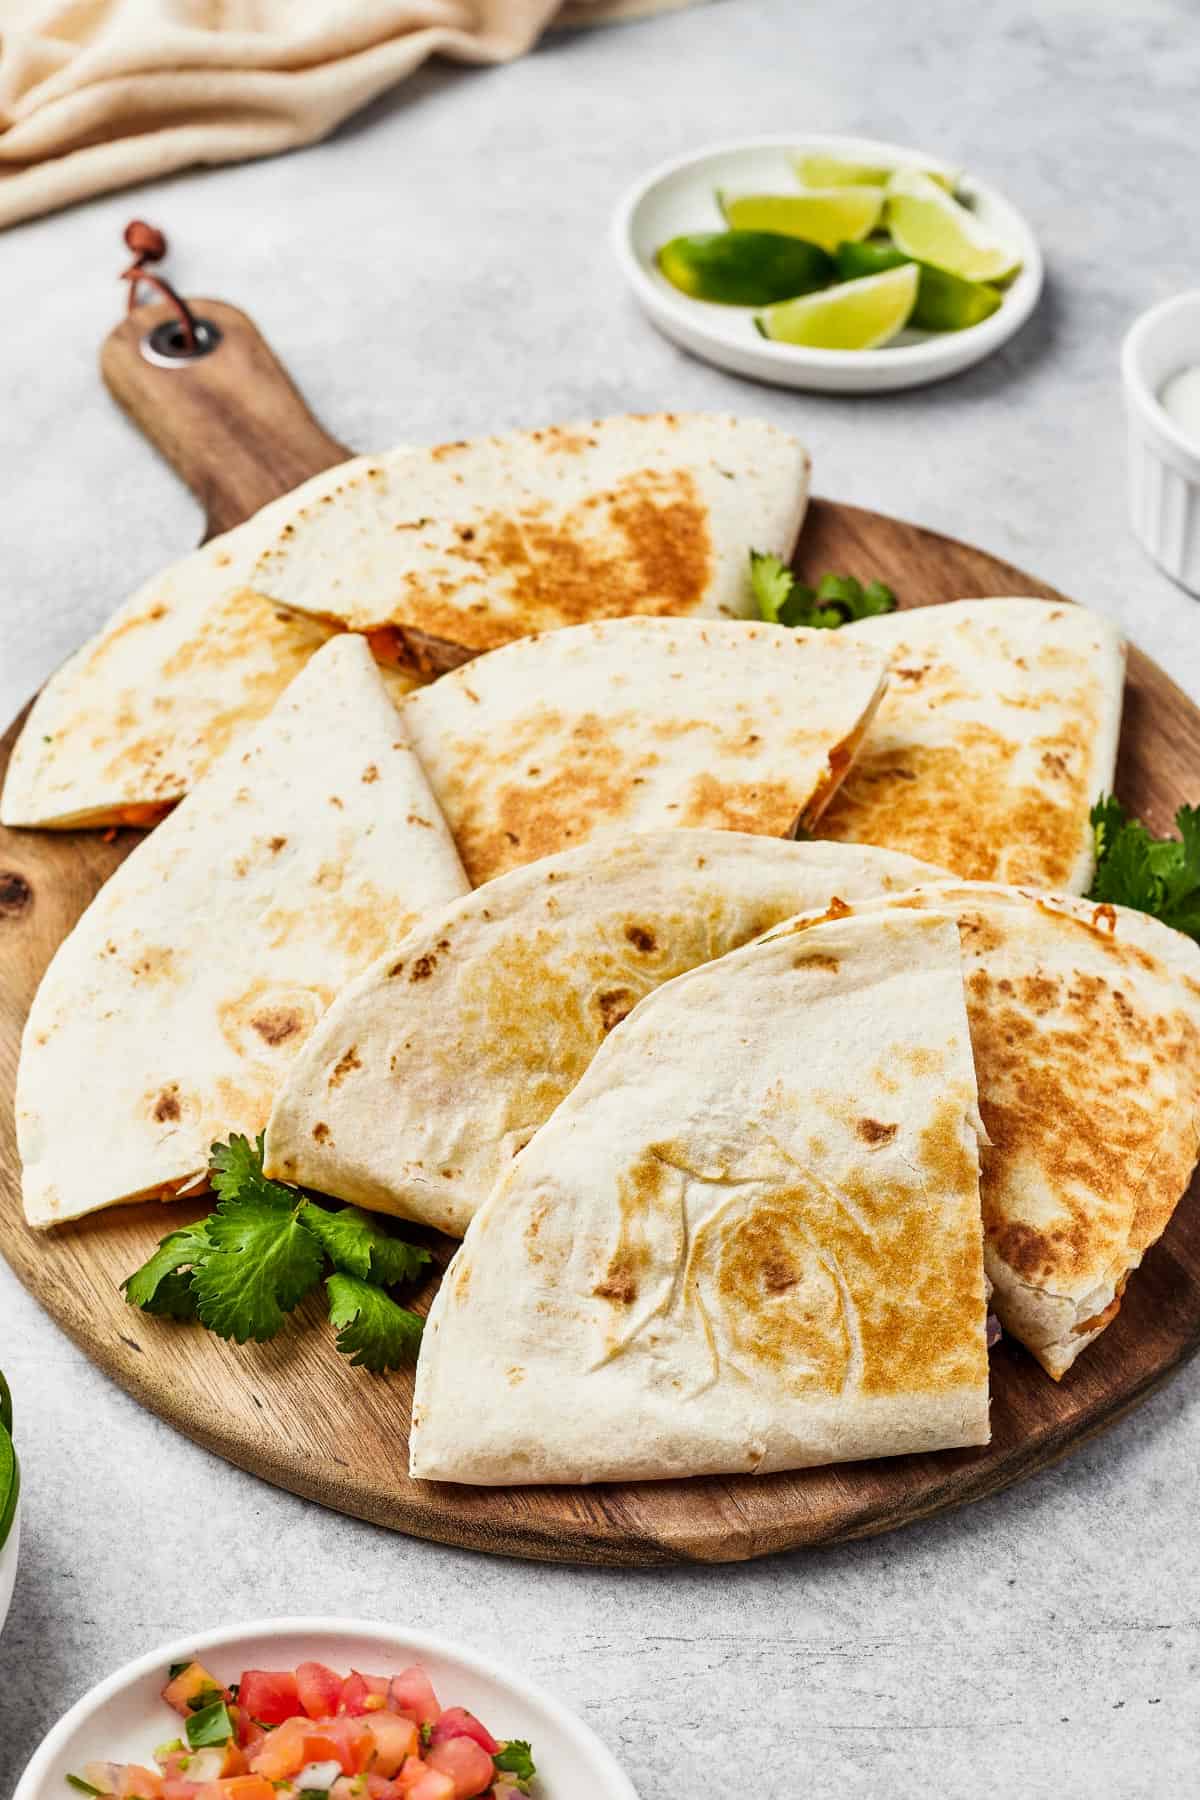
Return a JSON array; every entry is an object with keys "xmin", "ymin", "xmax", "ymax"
[
  {"xmin": 818, "ymin": 599, "xmax": 1124, "ymax": 893},
  {"xmin": 264, "ymin": 833, "xmax": 948, "ymax": 1235},
  {"xmin": 409, "ymin": 908, "xmax": 990, "ymax": 1485},
  {"xmin": 248, "ymin": 415, "xmax": 810, "ymax": 658},
  {"xmin": 17, "ymin": 636, "xmax": 467, "ymax": 1229},
  {"xmin": 1, "ymin": 457, "xmax": 423, "ymax": 831},
  {"xmin": 769, "ymin": 883, "xmax": 1200, "ymax": 1377},
  {"xmin": 399, "ymin": 618, "xmax": 889, "ymax": 884}
]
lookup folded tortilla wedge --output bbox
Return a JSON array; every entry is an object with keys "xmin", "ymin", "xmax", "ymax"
[
  {"xmin": 248, "ymin": 415, "xmax": 810, "ymax": 664},
  {"xmin": 409, "ymin": 907, "xmax": 991, "ymax": 1485},
  {"xmin": 17, "ymin": 635, "xmax": 467, "ymax": 1228},
  {"xmin": 400, "ymin": 617, "xmax": 890, "ymax": 884},
  {"xmin": 819, "ymin": 599, "xmax": 1125, "ymax": 893},
  {"xmin": 769, "ymin": 883, "xmax": 1200, "ymax": 1377},
  {"xmin": 265, "ymin": 832, "xmax": 947, "ymax": 1236},
  {"xmin": 1, "ymin": 457, "xmax": 423, "ymax": 831}
]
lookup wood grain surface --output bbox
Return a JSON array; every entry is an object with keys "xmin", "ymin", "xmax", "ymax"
[{"xmin": 2, "ymin": 299, "xmax": 1198, "ymax": 1565}]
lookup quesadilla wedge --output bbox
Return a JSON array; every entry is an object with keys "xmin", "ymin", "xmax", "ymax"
[
  {"xmin": 17, "ymin": 635, "xmax": 467, "ymax": 1229},
  {"xmin": 1, "ymin": 457, "xmax": 423, "ymax": 831},
  {"xmin": 248, "ymin": 415, "xmax": 810, "ymax": 664},
  {"xmin": 399, "ymin": 617, "xmax": 890, "ymax": 884},
  {"xmin": 818, "ymin": 598, "xmax": 1125, "ymax": 893},
  {"xmin": 409, "ymin": 908, "xmax": 990, "ymax": 1485},
  {"xmin": 768, "ymin": 882, "xmax": 1200, "ymax": 1377},
  {"xmin": 265, "ymin": 833, "xmax": 948, "ymax": 1235}
]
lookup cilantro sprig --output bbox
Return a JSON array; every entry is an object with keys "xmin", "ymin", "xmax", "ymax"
[
  {"xmin": 1088, "ymin": 795, "xmax": 1200, "ymax": 940},
  {"xmin": 122, "ymin": 1134, "xmax": 430, "ymax": 1369},
  {"xmin": 750, "ymin": 550, "xmax": 897, "ymax": 630},
  {"xmin": 494, "ymin": 1740, "xmax": 537, "ymax": 1789}
]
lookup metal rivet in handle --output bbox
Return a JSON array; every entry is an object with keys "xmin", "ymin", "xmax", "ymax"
[{"xmin": 140, "ymin": 318, "xmax": 223, "ymax": 369}]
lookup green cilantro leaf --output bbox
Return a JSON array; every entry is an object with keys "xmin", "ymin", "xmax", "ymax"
[
  {"xmin": 191, "ymin": 1135, "xmax": 324, "ymax": 1343},
  {"xmin": 168, "ymin": 1662, "xmax": 191, "ymax": 1680},
  {"xmin": 300, "ymin": 1202, "xmax": 431, "ymax": 1287},
  {"xmin": 749, "ymin": 551, "xmax": 897, "ymax": 630},
  {"xmin": 326, "ymin": 1274, "xmax": 423, "ymax": 1371},
  {"xmin": 66, "ymin": 1779, "xmax": 104, "ymax": 1796},
  {"xmin": 121, "ymin": 1222, "xmax": 211, "ymax": 1318},
  {"xmin": 185, "ymin": 1700, "xmax": 234, "ymax": 1749},
  {"xmin": 749, "ymin": 550, "xmax": 797, "ymax": 623},
  {"xmin": 1087, "ymin": 795, "xmax": 1200, "ymax": 941},
  {"xmin": 494, "ymin": 1739, "xmax": 537, "ymax": 1786}
]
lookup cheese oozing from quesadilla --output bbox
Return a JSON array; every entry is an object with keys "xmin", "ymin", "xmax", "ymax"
[
  {"xmin": 409, "ymin": 908, "xmax": 991, "ymax": 1485},
  {"xmin": 1, "ymin": 457, "xmax": 424, "ymax": 831},
  {"xmin": 16, "ymin": 635, "xmax": 467, "ymax": 1229},
  {"xmin": 818, "ymin": 598, "xmax": 1125, "ymax": 894},
  {"xmin": 264, "ymin": 832, "xmax": 949, "ymax": 1236},
  {"xmin": 248, "ymin": 414, "xmax": 810, "ymax": 660},
  {"xmin": 399, "ymin": 617, "xmax": 890, "ymax": 885},
  {"xmin": 769, "ymin": 883, "xmax": 1200, "ymax": 1378}
]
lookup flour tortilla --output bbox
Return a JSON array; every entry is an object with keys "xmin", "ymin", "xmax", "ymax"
[
  {"xmin": 410, "ymin": 908, "xmax": 990, "ymax": 1485},
  {"xmin": 399, "ymin": 617, "xmax": 889, "ymax": 884},
  {"xmin": 1, "ymin": 457, "xmax": 423, "ymax": 831},
  {"xmin": 264, "ymin": 833, "xmax": 948, "ymax": 1235},
  {"xmin": 818, "ymin": 599, "xmax": 1125, "ymax": 893},
  {"xmin": 768, "ymin": 883, "xmax": 1200, "ymax": 1377},
  {"xmin": 17, "ymin": 635, "xmax": 467, "ymax": 1229},
  {"xmin": 249, "ymin": 415, "xmax": 810, "ymax": 657}
]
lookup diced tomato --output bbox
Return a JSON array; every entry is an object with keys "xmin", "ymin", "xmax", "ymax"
[
  {"xmin": 425, "ymin": 1738, "xmax": 495, "ymax": 1799},
  {"xmin": 340, "ymin": 1670, "xmax": 390, "ymax": 1716},
  {"xmin": 237, "ymin": 1670, "xmax": 303, "ymax": 1729},
  {"xmin": 194, "ymin": 1779, "xmax": 277, "ymax": 1800},
  {"xmin": 427, "ymin": 1711, "xmax": 499, "ymax": 1757},
  {"xmin": 236, "ymin": 1722, "xmax": 266, "ymax": 1761},
  {"xmin": 362, "ymin": 1713, "xmax": 420, "ymax": 1776},
  {"xmin": 296, "ymin": 1660, "xmax": 345, "ymax": 1720},
  {"xmin": 162, "ymin": 1664, "xmax": 229, "ymax": 1719},
  {"xmin": 399, "ymin": 1768, "xmax": 455, "ymax": 1800},
  {"xmin": 387, "ymin": 1668, "xmax": 441, "ymax": 1727},
  {"xmin": 119, "ymin": 1768, "xmax": 165, "ymax": 1800}
]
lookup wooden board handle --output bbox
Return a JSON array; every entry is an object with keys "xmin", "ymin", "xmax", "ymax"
[{"xmin": 100, "ymin": 297, "xmax": 352, "ymax": 542}]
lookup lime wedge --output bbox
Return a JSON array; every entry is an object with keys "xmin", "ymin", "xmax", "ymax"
[
  {"xmin": 834, "ymin": 241, "xmax": 1002, "ymax": 331},
  {"xmin": 719, "ymin": 187, "xmax": 884, "ymax": 253},
  {"xmin": 657, "ymin": 231, "xmax": 834, "ymax": 305},
  {"xmin": 757, "ymin": 264, "xmax": 919, "ymax": 350},
  {"xmin": 885, "ymin": 168, "xmax": 1020, "ymax": 283},
  {"xmin": 793, "ymin": 153, "xmax": 958, "ymax": 192}
]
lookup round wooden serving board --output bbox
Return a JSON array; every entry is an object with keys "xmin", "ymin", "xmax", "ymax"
[{"xmin": 1, "ymin": 298, "xmax": 1199, "ymax": 1565}]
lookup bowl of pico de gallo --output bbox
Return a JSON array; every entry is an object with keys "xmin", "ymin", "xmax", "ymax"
[{"xmin": 14, "ymin": 1617, "xmax": 639, "ymax": 1800}]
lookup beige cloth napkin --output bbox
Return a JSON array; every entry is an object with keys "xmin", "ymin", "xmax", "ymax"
[{"xmin": 0, "ymin": 0, "xmax": 694, "ymax": 232}]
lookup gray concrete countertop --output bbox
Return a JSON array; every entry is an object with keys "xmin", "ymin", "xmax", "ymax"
[{"xmin": 2, "ymin": 2, "xmax": 1199, "ymax": 1795}]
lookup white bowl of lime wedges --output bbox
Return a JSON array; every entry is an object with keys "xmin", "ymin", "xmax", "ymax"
[{"xmin": 613, "ymin": 133, "xmax": 1043, "ymax": 392}]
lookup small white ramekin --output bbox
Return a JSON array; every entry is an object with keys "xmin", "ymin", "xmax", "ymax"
[{"xmin": 1122, "ymin": 291, "xmax": 1200, "ymax": 595}]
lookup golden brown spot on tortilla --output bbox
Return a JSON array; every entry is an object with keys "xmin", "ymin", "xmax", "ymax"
[
  {"xmin": 151, "ymin": 1086, "xmax": 182, "ymax": 1123},
  {"xmin": 858, "ymin": 1118, "xmax": 898, "ymax": 1146},
  {"xmin": 595, "ymin": 1146, "xmax": 678, "ymax": 1307},
  {"xmin": 406, "ymin": 813, "xmax": 434, "ymax": 829},
  {"xmin": 1092, "ymin": 903, "xmax": 1117, "ymax": 934},
  {"xmin": 328, "ymin": 1045, "xmax": 362, "ymax": 1087},
  {"xmin": 410, "ymin": 953, "xmax": 438, "ymax": 982},
  {"xmin": 901, "ymin": 1045, "xmax": 945, "ymax": 1077},
  {"xmin": 328, "ymin": 795, "xmax": 344, "ymax": 810},
  {"xmin": 792, "ymin": 951, "xmax": 840, "ymax": 973},
  {"xmin": 361, "ymin": 764, "xmax": 380, "ymax": 784},
  {"xmin": 388, "ymin": 959, "xmax": 405, "ymax": 978},
  {"xmin": 312, "ymin": 1122, "xmax": 332, "ymax": 1144},
  {"xmin": 129, "ymin": 944, "xmax": 175, "ymax": 983},
  {"xmin": 681, "ymin": 771, "xmax": 804, "ymax": 837},
  {"xmin": 251, "ymin": 1007, "xmax": 304, "ymax": 1046},
  {"xmin": 625, "ymin": 923, "xmax": 658, "ymax": 954},
  {"xmin": 597, "ymin": 987, "xmax": 637, "ymax": 1032},
  {"xmin": 454, "ymin": 1260, "xmax": 471, "ymax": 1300},
  {"xmin": 506, "ymin": 1365, "xmax": 527, "ymax": 1386},
  {"xmin": 820, "ymin": 711, "xmax": 1098, "ymax": 887}
]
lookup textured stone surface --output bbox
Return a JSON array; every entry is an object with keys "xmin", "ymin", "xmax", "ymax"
[{"xmin": 3, "ymin": 2, "xmax": 1200, "ymax": 1795}]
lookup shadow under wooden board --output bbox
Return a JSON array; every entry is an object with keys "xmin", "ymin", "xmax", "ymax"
[{"xmin": 4, "ymin": 497, "xmax": 1200, "ymax": 1565}]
